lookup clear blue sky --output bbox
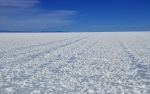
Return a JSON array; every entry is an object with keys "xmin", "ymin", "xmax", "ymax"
[{"xmin": 0, "ymin": 0, "xmax": 150, "ymax": 31}]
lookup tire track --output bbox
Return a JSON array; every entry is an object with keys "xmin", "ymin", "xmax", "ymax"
[
  {"xmin": 0, "ymin": 36, "xmax": 90, "ymax": 91},
  {"xmin": 1, "ymin": 37, "xmax": 88, "ymax": 67},
  {"xmin": 51, "ymin": 37, "xmax": 102, "ymax": 74},
  {"xmin": 0, "ymin": 36, "xmax": 80, "ymax": 56},
  {"xmin": 77, "ymin": 38, "xmax": 101, "ymax": 55},
  {"xmin": 0, "ymin": 36, "xmax": 81, "ymax": 64},
  {"xmin": 117, "ymin": 39, "xmax": 150, "ymax": 81},
  {"xmin": 38, "ymin": 39, "xmax": 89, "ymax": 69}
]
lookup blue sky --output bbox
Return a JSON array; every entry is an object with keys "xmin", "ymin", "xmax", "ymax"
[{"xmin": 0, "ymin": 0, "xmax": 150, "ymax": 31}]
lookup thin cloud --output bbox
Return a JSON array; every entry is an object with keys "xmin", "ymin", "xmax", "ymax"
[
  {"xmin": 5, "ymin": 10, "xmax": 77, "ymax": 30},
  {"xmin": 0, "ymin": 0, "xmax": 77, "ymax": 31},
  {"xmin": 91, "ymin": 24, "xmax": 150, "ymax": 28},
  {"xmin": 0, "ymin": 0, "xmax": 39, "ymax": 8},
  {"xmin": 90, "ymin": 25, "xmax": 118, "ymax": 28}
]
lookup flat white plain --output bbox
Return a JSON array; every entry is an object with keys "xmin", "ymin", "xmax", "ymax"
[{"xmin": 0, "ymin": 32, "xmax": 150, "ymax": 94}]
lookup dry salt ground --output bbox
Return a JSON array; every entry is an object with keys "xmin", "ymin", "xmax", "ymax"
[{"xmin": 0, "ymin": 32, "xmax": 150, "ymax": 94}]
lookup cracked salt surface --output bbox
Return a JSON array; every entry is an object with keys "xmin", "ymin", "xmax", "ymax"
[{"xmin": 0, "ymin": 32, "xmax": 150, "ymax": 94}]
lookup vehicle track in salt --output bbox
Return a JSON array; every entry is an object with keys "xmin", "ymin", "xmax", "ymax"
[
  {"xmin": 0, "ymin": 35, "xmax": 102, "ymax": 93},
  {"xmin": 49, "ymin": 37, "xmax": 102, "ymax": 73},
  {"xmin": 117, "ymin": 38, "xmax": 150, "ymax": 86},
  {"xmin": 0, "ymin": 37, "xmax": 88, "ymax": 67},
  {"xmin": 0, "ymin": 36, "xmax": 79, "ymax": 54},
  {"xmin": 0, "ymin": 36, "xmax": 89, "ymax": 63}
]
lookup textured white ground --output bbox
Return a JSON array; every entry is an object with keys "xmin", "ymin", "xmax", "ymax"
[{"xmin": 0, "ymin": 32, "xmax": 150, "ymax": 94}]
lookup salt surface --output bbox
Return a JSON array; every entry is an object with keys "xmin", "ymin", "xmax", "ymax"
[{"xmin": 0, "ymin": 32, "xmax": 150, "ymax": 93}]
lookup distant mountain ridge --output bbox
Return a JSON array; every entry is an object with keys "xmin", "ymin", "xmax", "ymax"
[
  {"xmin": 0, "ymin": 30, "xmax": 69, "ymax": 33},
  {"xmin": 0, "ymin": 30, "xmax": 149, "ymax": 32}
]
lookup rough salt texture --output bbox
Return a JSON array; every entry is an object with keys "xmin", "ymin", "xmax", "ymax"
[{"xmin": 0, "ymin": 32, "xmax": 150, "ymax": 94}]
